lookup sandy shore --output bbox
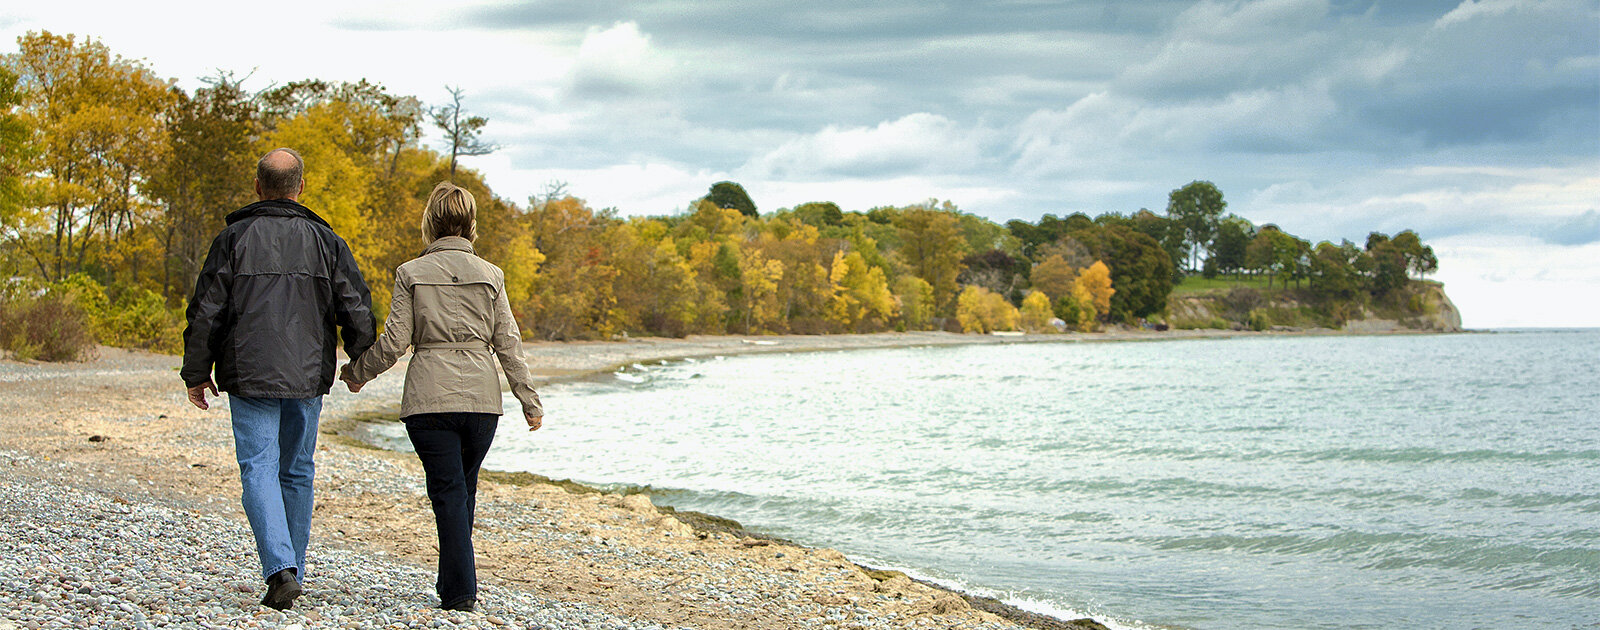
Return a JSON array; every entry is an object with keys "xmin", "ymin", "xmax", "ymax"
[{"xmin": 3, "ymin": 331, "xmax": 1191, "ymax": 630}]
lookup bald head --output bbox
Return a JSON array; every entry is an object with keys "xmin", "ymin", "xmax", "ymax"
[{"xmin": 255, "ymin": 148, "xmax": 305, "ymax": 201}]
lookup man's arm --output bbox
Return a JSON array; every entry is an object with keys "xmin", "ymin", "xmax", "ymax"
[
  {"xmin": 181, "ymin": 232, "xmax": 233, "ymax": 409},
  {"xmin": 330, "ymin": 235, "xmax": 376, "ymax": 360}
]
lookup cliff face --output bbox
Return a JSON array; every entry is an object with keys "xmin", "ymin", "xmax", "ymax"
[{"xmin": 1166, "ymin": 281, "xmax": 1463, "ymax": 332}]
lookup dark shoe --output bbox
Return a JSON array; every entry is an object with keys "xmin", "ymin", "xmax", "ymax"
[
  {"xmin": 442, "ymin": 598, "xmax": 475, "ymax": 612},
  {"xmin": 260, "ymin": 569, "xmax": 302, "ymax": 610}
]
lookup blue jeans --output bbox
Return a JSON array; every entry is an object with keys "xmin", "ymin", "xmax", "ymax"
[{"xmin": 229, "ymin": 395, "xmax": 322, "ymax": 582}]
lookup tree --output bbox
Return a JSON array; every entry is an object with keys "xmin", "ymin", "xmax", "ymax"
[
  {"xmin": 1028, "ymin": 254, "xmax": 1078, "ymax": 300},
  {"xmin": 1210, "ymin": 215, "xmax": 1253, "ymax": 278},
  {"xmin": 956, "ymin": 285, "xmax": 1018, "ymax": 333},
  {"xmin": 0, "ymin": 66, "xmax": 29, "ymax": 228},
  {"xmin": 1246, "ymin": 226, "xmax": 1310, "ymax": 288},
  {"xmin": 893, "ymin": 275, "xmax": 934, "ymax": 330},
  {"xmin": 707, "ymin": 181, "xmax": 757, "ymax": 218},
  {"xmin": 1165, "ymin": 180, "xmax": 1226, "ymax": 272},
  {"xmin": 431, "ymin": 85, "xmax": 494, "ymax": 178},
  {"xmin": 894, "ymin": 206, "xmax": 967, "ymax": 315},
  {"xmin": 791, "ymin": 201, "xmax": 842, "ymax": 227},
  {"xmin": 1069, "ymin": 224, "xmax": 1172, "ymax": 322},
  {"xmin": 958, "ymin": 248, "xmax": 1023, "ymax": 301},
  {"xmin": 827, "ymin": 251, "xmax": 896, "ymax": 332},
  {"xmin": 149, "ymin": 73, "xmax": 258, "ymax": 299},
  {"xmin": 7, "ymin": 31, "xmax": 176, "ymax": 283},
  {"xmin": 1074, "ymin": 260, "xmax": 1115, "ymax": 319},
  {"xmin": 1019, "ymin": 290, "xmax": 1055, "ymax": 332}
]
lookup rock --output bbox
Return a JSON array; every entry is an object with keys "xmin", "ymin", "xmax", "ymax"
[
  {"xmin": 653, "ymin": 516, "xmax": 693, "ymax": 537},
  {"xmin": 620, "ymin": 494, "xmax": 655, "ymax": 514},
  {"xmin": 929, "ymin": 593, "xmax": 969, "ymax": 614},
  {"xmin": 872, "ymin": 575, "xmax": 913, "ymax": 597},
  {"xmin": 812, "ymin": 594, "xmax": 848, "ymax": 605}
]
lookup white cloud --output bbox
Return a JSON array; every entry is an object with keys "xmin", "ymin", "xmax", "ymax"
[
  {"xmin": 744, "ymin": 113, "xmax": 989, "ymax": 179},
  {"xmin": 1430, "ymin": 235, "xmax": 1600, "ymax": 328},
  {"xmin": 565, "ymin": 21, "xmax": 675, "ymax": 98}
]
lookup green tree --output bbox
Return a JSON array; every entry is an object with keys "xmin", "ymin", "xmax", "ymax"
[
  {"xmin": 707, "ymin": 181, "xmax": 757, "ymax": 217},
  {"xmin": 1068, "ymin": 224, "xmax": 1172, "ymax": 322},
  {"xmin": 1165, "ymin": 180, "xmax": 1226, "ymax": 273},
  {"xmin": 1209, "ymin": 215, "xmax": 1253, "ymax": 278},
  {"xmin": 791, "ymin": 201, "xmax": 842, "ymax": 227}
]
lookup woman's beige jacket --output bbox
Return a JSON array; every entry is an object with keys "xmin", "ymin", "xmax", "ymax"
[{"xmin": 347, "ymin": 236, "xmax": 541, "ymax": 419}]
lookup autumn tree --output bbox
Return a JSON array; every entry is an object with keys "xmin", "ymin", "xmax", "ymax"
[
  {"xmin": 893, "ymin": 275, "xmax": 935, "ymax": 330},
  {"xmin": 955, "ymin": 285, "xmax": 1019, "ymax": 333},
  {"xmin": 432, "ymin": 85, "xmax": 494, "ymax": 178},
  {"xmin": 894, "ymin": 205, "xmax": 967, "ymax": 316},
  {"xmin": 1069, "ymin": 224, "xmax": 1171, "ymax": 322},
  {"xmin": 1019, "ymin": 290, "xmax": 1056, "ymax": 333},
  {"xmin": 0, "ymin": 66, "xmax": 28, "ymax": 232},
  {"xmin": 149, "ymin": 73, "xmax": 258, "ymax": 299},
  {"xmin": 1028, "ymin": 254, "xmax": 1078, "ymax": 300},
  {"xmin": 827, "ymin": 250, "xmax": 896, "ymax": 332},
  {"xmin": 1075, "ymin": 260, "xmax": 1115, "ymax": 319},
  {"xmin": 6, "ymin": 31, "xmax": 175, "ymax": 283}
]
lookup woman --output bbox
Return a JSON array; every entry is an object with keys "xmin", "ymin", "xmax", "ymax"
[{"xmin": 340, "ymin": 181, "xmax": 543, "ymax": 612}]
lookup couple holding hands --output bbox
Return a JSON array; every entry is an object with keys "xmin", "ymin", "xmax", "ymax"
[{"xmin": 182, "ymin": 148, "xmax": 543, "ymax": 612}]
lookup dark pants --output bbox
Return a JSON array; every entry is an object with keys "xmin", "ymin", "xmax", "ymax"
[{"xmin": 404, "ymin": 412, "xmax": 498, "ymax": 608}]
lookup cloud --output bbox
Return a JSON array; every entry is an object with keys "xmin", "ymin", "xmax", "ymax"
[
  {"xmin": 566, "ymin": 21, "xmax": 676, "ymax": 98},
  {"xmin": 744, "ymin": 113, "xmax": 992, "ymax": 179},
  {"xmin": 1430, "ymin": 235, "xmax": 1600, "ymax": 327}
]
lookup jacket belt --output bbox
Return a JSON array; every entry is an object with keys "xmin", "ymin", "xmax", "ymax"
[{"xmin": 415, "ymin": 340, "xmax": 492, "ymax": 352}]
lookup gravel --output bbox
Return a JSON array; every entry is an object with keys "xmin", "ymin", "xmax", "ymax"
[{"xmin": 0, "ymin": 449, "xmax": 667, "ymax": 630}]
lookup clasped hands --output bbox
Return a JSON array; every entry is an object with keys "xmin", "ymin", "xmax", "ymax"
[{"xmin": 338, "ymin": 363, "xmax": 542, "ymax": 431}]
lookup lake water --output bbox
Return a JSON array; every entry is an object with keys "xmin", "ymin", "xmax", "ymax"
[{"xmin": 369, "ymin": 330, "xmax": 1600, "ymax": 629}]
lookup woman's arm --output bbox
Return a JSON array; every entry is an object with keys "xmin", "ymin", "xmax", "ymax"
[
  {"xmin": 345, "ymin": 274, "xmax": 413, "ymax": 384},
  {"xmin": 491, "ymin": 281, "xmax": 543, "ymax": 424}
]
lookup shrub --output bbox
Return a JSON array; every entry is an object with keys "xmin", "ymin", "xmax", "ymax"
[
  {"xmin": 1247, "ymin": 309, "xmax": 1273, "ymax": 331},
  {"xmin": 0, "ymin": 292, "xmax": 97, "ymax": 361}
]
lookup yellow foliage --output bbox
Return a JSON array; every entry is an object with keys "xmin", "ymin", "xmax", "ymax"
[
  {"xmin": 1075, "ymin": 260, "xmax": 1115, "ymax": 316},
  {"xmin": 1020, "ymin": 290, "xmax": 1056, "ymax": 333},
  {"xmin": 1030, "ymin": 254, "xmax": 1077, "ymax": 300},
  {"xmin": 956, "ymin": 285, "xmax": 1019, "ymax": 334},
  {"xmin": 738, "ymin": 246, "xmax": 784, "ymax": 333},
  {"xmin": 827, "ymin": 251, "xmax": 897, "ymax": 331}
]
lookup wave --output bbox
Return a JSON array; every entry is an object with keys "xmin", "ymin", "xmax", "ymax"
[{"xmin": 1295, "ymin": 447, "xmax": 1600, "ymax": 464}]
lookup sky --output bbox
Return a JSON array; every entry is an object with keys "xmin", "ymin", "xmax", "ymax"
[{"xmin": 3, "ymin": 0, "xmax": 1597, "ymax": 328}]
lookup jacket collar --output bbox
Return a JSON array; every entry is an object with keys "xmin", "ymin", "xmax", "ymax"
[
  {"xmin": 224, "ymin": 199, "xmax": 331, "ymax": 228},
  {"xmin": 422, "ymin": 236, "xmax": 475, "ymax": 256}
]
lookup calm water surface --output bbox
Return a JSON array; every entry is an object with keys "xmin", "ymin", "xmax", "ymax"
[{"xmin": 371, "ymin": 330, "xmax": 1600, "ymax": 629}]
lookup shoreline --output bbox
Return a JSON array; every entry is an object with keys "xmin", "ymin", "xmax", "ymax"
[
  {"xmin": 0, "ymin": 328, "xmax": 1458, "ymax": 630},
  {"xmin": 334, "ymin": 327, "xmax": 1465, "ymax": 630}
]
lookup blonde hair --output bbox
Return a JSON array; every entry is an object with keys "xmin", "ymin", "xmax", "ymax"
[{"xmin": 422, "ymin": 181, "xmax": 477, "ymax": 242}]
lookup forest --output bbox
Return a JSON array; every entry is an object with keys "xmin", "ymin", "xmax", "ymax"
[{"xmin": 0, "ymin": 32, "xmax": 1440, "ymax": 360}]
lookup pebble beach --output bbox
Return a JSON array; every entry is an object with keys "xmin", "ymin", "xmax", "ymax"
[{"xmin": 0, "ymin": 332, "xmax": 1181, "ymax": 630}]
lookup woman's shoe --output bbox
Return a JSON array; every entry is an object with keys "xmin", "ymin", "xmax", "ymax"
[{"xmin": 442, "ymin": 598, "xmax": 476, "ymax": 612}]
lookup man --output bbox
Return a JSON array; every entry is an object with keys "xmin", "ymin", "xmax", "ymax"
[{"xmin": 182, "ymin": 148, "xmax": 376, "ymax": 611}]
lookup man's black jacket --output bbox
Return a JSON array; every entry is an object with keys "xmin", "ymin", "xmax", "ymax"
[{"xmin": 181, "ymin": 199, "xmax": 377, "ymax": 398}]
